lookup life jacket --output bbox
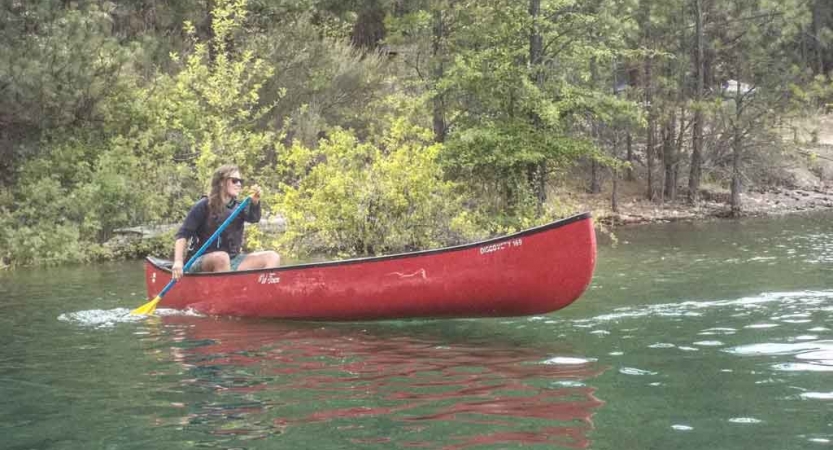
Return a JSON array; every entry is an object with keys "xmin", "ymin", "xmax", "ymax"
[{"xmin": 186, "ymin": 198, "xmax": 248, "ymax": 259}]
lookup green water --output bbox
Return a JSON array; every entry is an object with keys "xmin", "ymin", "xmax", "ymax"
[{"xmin": 2, "ymin": 212, "xmax": 832, "ymax": 449}]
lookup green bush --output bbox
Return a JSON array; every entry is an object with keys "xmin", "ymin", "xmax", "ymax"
[
  {"xmin": 273, "ymin": 119, "xmax": 478, "ymax": 259},
  {"xmin": 0, "ymin": 215, "xmax": 85, "ymax": 267},
  {"xmin": 443, "ymin": 120, "xmax": 594, "ymax": 233}
]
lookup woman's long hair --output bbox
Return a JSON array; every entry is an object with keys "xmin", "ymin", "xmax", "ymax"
[{"xmin": 208, "ymin": 164, "xmax": 240, "ymax": 218}]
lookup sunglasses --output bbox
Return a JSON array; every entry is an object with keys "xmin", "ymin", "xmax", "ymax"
[{"xmin": 228, "ymin": 177, "xmax": 244, "ymax": 186}]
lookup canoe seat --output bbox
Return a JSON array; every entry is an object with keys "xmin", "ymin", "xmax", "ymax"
[{"xmin": 148, "ymin": 256, "xmax": 173, "ymax": 270}]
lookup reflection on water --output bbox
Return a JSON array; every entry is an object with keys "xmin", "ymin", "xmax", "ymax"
[
  {"xmin": 9, "ymin": 213, "xmax": 833, "ymax": 450},
  {"xmin": 139, "ymin": 317, "xmax": 605, "ymax": 449}
]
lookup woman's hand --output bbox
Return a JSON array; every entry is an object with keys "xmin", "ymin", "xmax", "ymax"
[
  {"xmin": 172, "ymin": 260, "xmax": 184, "ymax": 280},
  {"xmin": 250, "ymin": 184, "xmax": 263, "ymax": 204}
]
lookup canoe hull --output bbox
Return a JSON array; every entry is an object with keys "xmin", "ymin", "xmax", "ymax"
[{"xmin": 145, "ymin": 213, "xmax": 596, "ymax": 320}]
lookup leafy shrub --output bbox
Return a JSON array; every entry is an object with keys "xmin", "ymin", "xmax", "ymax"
[
  {"xmin": 0, "ymin": 217, "xmax": 86, "ymax": 267},
  {"xmin": 273, "ymin": 119, "xmax": 477, "ymax": 259},
  {"xmin": 443, "ymin": 120, "xmax": 593, "ymax": 233}
]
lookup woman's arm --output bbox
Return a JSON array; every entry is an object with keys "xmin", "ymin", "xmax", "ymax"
[
  {"xmin": 172, "ymin": 199, "xmax": 208, "ymax": 279},
  {"xmin": 245, "ymin": 185, "xmax": 263, "ymax": 223}
]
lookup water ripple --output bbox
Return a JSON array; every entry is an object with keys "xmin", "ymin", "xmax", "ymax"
[
  {"xmin": 619, "ymin": 367, "xmax": 657, "ymax": 376},
  {"xmin": 800, "ymin": 392, "xmax": 833, "ymax": 400},
  {"xmin": 726, "ymin": 340, "xmax": 833, "ymax": 372},
  {"xmin": 58, "ymin": 308, "xmax": 203, "ymax": 328},
  {"xmin": 728, "ymin": 417, "xmax": 762, "ymax": 424},
  {"xmin": 725, "ymin": 341, "xmax": 833, "ymax": 356},
  {"xmin": 772, "ymin": 363, "xmax": 833, "ymax": 372}
]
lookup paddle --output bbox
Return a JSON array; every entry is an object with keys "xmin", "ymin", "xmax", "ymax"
[{"xmin": 131, "ymin": 196, "xmax": 253, "ymax": 315}]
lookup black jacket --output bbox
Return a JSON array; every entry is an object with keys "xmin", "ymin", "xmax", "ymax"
[{"xmin": 175, "ymin": 197, "xmax": 261, "ymax": 258}]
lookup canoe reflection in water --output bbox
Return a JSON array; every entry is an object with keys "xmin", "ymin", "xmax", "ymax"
[{"xmin": 149, "ymin": 316, "xmax": 606, "ymax": 449}]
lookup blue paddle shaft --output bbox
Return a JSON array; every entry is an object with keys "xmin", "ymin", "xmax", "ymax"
[{"xmin": 156, "ymin": 196, "xmax": 252, "ymax": 299}]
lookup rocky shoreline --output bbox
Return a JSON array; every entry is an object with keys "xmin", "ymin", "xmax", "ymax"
[
  {"xmin": 4, "ymin": 185, "xmax": 825, "ymax": 271},
  {"xmin": 110, "ymin": 186, "xmax": 833, "ymax": 244},
  {"xmin": 588, "ymin": 186, "xmax": 833, "ymax": 227}
]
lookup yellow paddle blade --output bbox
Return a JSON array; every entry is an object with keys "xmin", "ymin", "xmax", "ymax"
[{"xmin": 131, "ymin": 296, "xmax": 162, "ymax": 316}]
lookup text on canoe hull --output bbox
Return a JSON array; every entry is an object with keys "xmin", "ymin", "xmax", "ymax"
[{"xmin": 479, "ymin": 238, "xmax": 523, "ymax": 255}]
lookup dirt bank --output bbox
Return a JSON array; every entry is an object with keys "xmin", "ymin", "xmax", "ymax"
[
  {"xmin": 574, "ymin": 185, "xmax": 833, "ymax": 227},
  {"xmin": 569, "ymin": 114, "xmax": 833, "ymax": 226}
]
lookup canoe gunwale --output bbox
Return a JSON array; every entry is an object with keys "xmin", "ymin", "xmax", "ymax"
[{"xmin": 146, "ymin": 212, "xmax": 592, "ymax": 277}]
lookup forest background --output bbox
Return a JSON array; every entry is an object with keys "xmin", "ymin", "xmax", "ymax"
[{"xmin": 2, "ymin": 0, "xmax": 833, "ymax": 268}]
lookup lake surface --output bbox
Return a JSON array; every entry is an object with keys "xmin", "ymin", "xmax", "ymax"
[{"xmin": 2, "ymin": 212, "xmax": 832, "ymax": 449}]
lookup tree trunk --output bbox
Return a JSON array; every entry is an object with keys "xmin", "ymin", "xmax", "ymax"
[
  {"xmin": 663, "ymin": 114, "xmax": 677, "ymax": 201},
  {"xmin": 612, "ymin": 134, "xmax": 620, "ymax": 212},
  {"xmin": 645, "ymin": 56, "xmax": 655, "ymax": 201},
  {"xmin": 529, "ymin": 0, "xmax": 544, "ymax": 87},
  {"xmin": 675, "ymin": 105, "xmax": 686, "ymax": 196},
  {"xmin": 813, "ymin": 0, "xmax": 826, "ymax": 75},
  {"xmin": 0, "ymin": 127, "xmax": 13, "ymax": 188},
  {"xmin": 432, "ymin": 8, "xmax": 446, "ymax": 143},
  {"xmin": 689, "ymin": 0, "xmax": 704, "ymax": 204},
  {"xmin": 626, "ymin": 132, "xmax": 634, "ymax": 181},
  {"xmin": 590, "ymin": 160, "xmax": 601, "ymax": 193},
  {"xmin": 825, "ymin": 1, "xmax": 833, "ymax": 74},
  {"xmin": 703, "ymin": 0, "xmax": 716, "ymax": 89},
  {"xmin": 537, "ymin": 161, "xmax": 547, "ymax": 208},
  {"xmin": 640, "ymin": 0, "xmax": 655, "ymax": 200},
  {"xmin": 730, "ymin": 24, "xmax": 745, "ymax": 217},
  {"xmin": 351, "ymin": 0, "xmax": 386, "ymax": 50},
  {"xmin": 731, "ymin": 122, "xmax": 742, "ymax": 216},
  {"xmin": 205, "ymin": 0, "xmax": 216, "ymax": 63},
  {"xmin": 731, "ymin": 92, "xmax": 743, "ymax": 216},
  {"xmin": 528, "ymin": 0, "xmax": 547, "ymax": 209}
]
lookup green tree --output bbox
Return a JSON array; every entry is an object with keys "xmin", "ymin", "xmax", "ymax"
[
  {"xmin": 0, "ymin": 2, "xmax": 130, "ymax": 187},
  {"xmin": 1, "ymin": 0, "xmax": 282, "ymax": 266},
  {"xmin": 712, "ymin": 0, "xmax": 812, "ymax": 215}
]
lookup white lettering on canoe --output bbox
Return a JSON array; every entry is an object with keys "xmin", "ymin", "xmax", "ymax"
[
  {"xmin": 258, "ymin": 273, "xmax": 281, "ymax": 285},
  {"xmin": 387, "ymin": 269, "xmax": 427, "ymax": 279},
  {"xmin": 479, "ymin": 238, "xmax": 523, "ymax": 255},
  {"xmin": 152, "ymin": 273, "xmax": 156, "ymax": 284}
]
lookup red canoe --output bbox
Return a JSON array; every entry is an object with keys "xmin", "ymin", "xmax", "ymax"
[{"xmin": 144, "ymin": 213, "xmax": 596, "ymax": 320}]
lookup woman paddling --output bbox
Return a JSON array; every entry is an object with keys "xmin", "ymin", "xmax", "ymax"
[{"xmin": 171, "ymin": 164, "xmax": 280, "ymax": 280}]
